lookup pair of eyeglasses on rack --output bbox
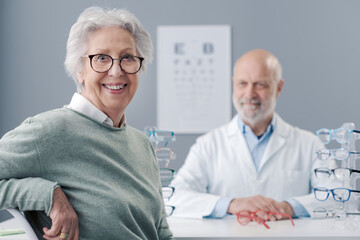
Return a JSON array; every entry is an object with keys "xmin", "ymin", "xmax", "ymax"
[
  {"xmin": 314, "ymin": 167, "xmax": 360, "ymax": 181},
  {"xmin": 316, "ymin": 148, "xmax": 360, "ymax": 161},
  {"xmin": 155, "ymin": 148, "xmax": 176, "ymax": 168},
  {"xmin": 314, "ymin": 187, "xmax": 360, "ymax": 202},
  {"xmin": 165, "ymin": 205, "xmax": 175, "ymax": 216},
  {"xmin": 316, "ymin": 128, "xmax": 360, "ymax": 145},
  {"xmin": 235, "ymin": 210, "xmax": 294, "ymax": 229},
  {"xmin": 143, "ymin": 129, "xmax": 176, "ymax": 147},
  {"xmin": 162, "ymin": 186, "xmax": 175, "ymax": 199},
  {"xmin": 313, "ymin": 207, "xmax": 360, "ymax": 221},
  {"xmin": 160, "ymin": 168, "xmax": 175, "ymax": 183}
]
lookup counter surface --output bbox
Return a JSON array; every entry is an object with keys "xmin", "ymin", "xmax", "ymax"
[{"xmin": 167, "ymin": 215, "xmax": 360, "ymax": 239}]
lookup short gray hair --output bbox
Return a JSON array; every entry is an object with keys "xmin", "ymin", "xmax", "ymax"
[{"xmin": 64, "ymin": 6, "xmax": 153, "ymax": 93}]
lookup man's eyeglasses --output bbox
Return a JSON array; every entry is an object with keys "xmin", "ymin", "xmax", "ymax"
[
  {"xmin": 160, "ymin": 168, "xmax": 175, "ymax": 183},
  {"xmin": 316, "ymin": 128, "xmax": 360, "ymax": 145},
  {"xmin": 84, "ymin": 54, "xmax": 144, "ymax": 74},
  {"xmin": 316, "ymin": 148, "xmax": 360, "ymax": 161},
  {"xmin": 155, "ymin": 148, "xmax": 176, "ymax": 168},
  {"xmin": 314, "ymin": 187, "xmax": 360, "ymax": 202},
  {"xmin": 314, "ymin": 167, "xmax": 360, "ymax": 181},
  {"xmin": 313, "ymin": 207, "xmax": 360, "ymax": 221},
  {"xmin": 235, "ymin": 210, "xmax": 294, "ymax": 229}
]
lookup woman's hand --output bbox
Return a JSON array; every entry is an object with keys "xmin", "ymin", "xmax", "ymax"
[{"xmin": 43, "ymin": 187, "xmax": 79, "ymax": 240}]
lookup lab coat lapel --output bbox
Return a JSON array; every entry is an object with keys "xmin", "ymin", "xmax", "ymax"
[
  {"xmin": 227, "ymin": 115, "xmax": 257, "ymax": 175},
  {"xmin": 258, "ymin": 114, "xmax": 290, "ymax": 171}
]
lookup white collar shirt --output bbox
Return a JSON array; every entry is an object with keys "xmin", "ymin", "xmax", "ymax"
[{"xmin": 67, "ymin": 92, "xmax": 125, "ymax": 127}]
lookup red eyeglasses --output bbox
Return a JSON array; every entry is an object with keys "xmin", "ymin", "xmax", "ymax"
[{"xmin": 235, "ymin": 210, "xmax": 295, "ymax": 229}]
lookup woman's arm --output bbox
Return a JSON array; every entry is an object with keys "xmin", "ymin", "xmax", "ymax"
[{"xmin": 0, "ymin": 119, "xmax": 58, "ymax": 213}]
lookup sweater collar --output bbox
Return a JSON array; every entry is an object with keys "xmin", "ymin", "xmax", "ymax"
[{"xmin": 67, "ymin": 93, "xmax": 125, "ymax": 127}]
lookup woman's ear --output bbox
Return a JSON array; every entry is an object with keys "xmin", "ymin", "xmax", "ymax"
[{"xmin": 77, "ymin": 71, "xmax": 84, "ymax": 84}]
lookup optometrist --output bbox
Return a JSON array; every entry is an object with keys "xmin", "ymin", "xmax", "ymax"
[{"xmin": 168, "ymin": 49, "xmax": 337, "ymax": 220}]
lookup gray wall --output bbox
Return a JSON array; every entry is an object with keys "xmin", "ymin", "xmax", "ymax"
[{"xmin": 1, "ymin": 0, "xmax": 360, "ymax": 171}]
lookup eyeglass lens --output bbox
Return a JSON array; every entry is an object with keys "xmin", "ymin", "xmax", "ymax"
[
  {"xmin": 314, "ymin": 188, "xmax": 330, "ymax": 201},
  {"xmin": 165, "ymin": 205, "xmax": 175, "ymax": 216},
  {"xmin": 154, "ymin": 131, "xmax": 175, "ymax": 142},
  {"xmin": 162, "ymin": 187, "xmax": 175, "ymax": 198},
  {"xmin": 90, "ymin": 54, "xmax": 142, "ymax": 74},
  {"xmin": 155, "ymin": 148, "xmax": 175, "ymax": 160},
  {"xmin": 237, "ymin": 211, "xmax": 252, "ymax": 225},
  {"xmin": 160, "ymin": 168, "xmax": 175, "ymax": 182},
  {"xmin": 313, "ymin": 207, "xmax": 328, "ymax": 218},
  {"xmin": 332, "ymin": 188, "xmax": 351, "ymax": 201}
]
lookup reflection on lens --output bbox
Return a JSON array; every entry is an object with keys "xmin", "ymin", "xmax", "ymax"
[
  {"xmin": 333, "ymin": 168, "xmax": 351, "ymax": 181},
  {"xmin": 335, "ymin": 128, "xmax": 350, "ymax": 144},
  {"xmin": 333, "ymin": 149, "xmax": 349, "ymax": 161},
  {"xmin": 332, "ymin": 188, "xmax": 350, "ymax": 202}
]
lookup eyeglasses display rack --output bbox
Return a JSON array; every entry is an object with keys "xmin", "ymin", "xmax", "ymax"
[
  {"xmin": 340, "ymin": 123, "xmax": 360, "ymax": 214},
  {"xmin": 314, "ymin": 122, "xmax": 360, "ymax": 228},
  {"xmin": 143, "ymin": 126, "xmax": 176, "ymax": 216}
]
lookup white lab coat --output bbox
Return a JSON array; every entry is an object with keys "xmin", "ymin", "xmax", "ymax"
[{"xmin": 169, "ymin": 113, "xmax": 337, "ymax": 218}]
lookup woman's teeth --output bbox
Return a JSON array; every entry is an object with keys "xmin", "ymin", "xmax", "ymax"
[{"xmin": 104, "ymin": 84, "xmax": 126, "ymax": 90}]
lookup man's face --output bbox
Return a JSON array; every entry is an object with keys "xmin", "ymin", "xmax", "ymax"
[{"xmin": 232, "ymin": 58, "xmax": 282, "ymax": 125}]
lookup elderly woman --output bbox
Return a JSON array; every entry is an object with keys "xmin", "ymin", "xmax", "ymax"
[{"xmin": 0, "ymin": 6, "xmax": 173, "ymax": 240}]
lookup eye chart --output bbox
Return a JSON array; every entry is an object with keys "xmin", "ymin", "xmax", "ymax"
[{"xmin": 157, "ymin": 25, "xmax": 232, "ymax": 133}]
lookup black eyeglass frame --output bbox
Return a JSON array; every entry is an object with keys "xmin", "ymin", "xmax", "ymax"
[
  {"xmin": 314, "ymin": 167, "xmax": 360, "ymax": 179},
  {"xmin": 85, "ymin": 54, "xmax": 144, "ymax": 74}
]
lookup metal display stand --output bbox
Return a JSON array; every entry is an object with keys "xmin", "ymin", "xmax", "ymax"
[
  {"xmin": 340, "ymin": 122, "xmax": 360, "ymax": 213},
  {"xmin": 143, "ymin": 126, "xmax": 176, "ymax": 216}
]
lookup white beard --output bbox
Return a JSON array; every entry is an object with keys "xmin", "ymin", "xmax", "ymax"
[{"xmin": 232, "ymin": 93, "xmax": 277, "ymax": 125}]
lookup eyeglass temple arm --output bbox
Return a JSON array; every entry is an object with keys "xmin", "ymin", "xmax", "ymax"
[
  {"xmin": 257, "ymin": 217, "xmax": 270, "ymax": 229},
  {"xmin": 347, "ymin": 212, "xmax": 360, "ymax": 215}
]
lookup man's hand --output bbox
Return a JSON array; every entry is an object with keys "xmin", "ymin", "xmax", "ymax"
[
  {"xmin": 43, "ymin": 187, "xmax": 79, "ymax": 240},
  {"xmin": 227, "ymin": 195, "xmax": 294, "ymax": 221},
  {"xmin": 277, "ymin": 201, "xmax": 295, "ymax": 218}
]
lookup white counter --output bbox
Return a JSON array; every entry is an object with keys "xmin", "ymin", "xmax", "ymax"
[
  {"xmin": 0, "ymin": 209, "xmax": 37, "ymax": 240},
  {"xmin": 167, "ymin": 215, "xmax": 360, "ymax": 240},
  {"xmin": 2, "ymin": 209, "xmax": 360, "ymax": 240}
]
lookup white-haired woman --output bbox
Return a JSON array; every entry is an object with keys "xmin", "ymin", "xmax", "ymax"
[{"xmin": 0, "ymin": 6, "xmax": 173, "ymax": 240}]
